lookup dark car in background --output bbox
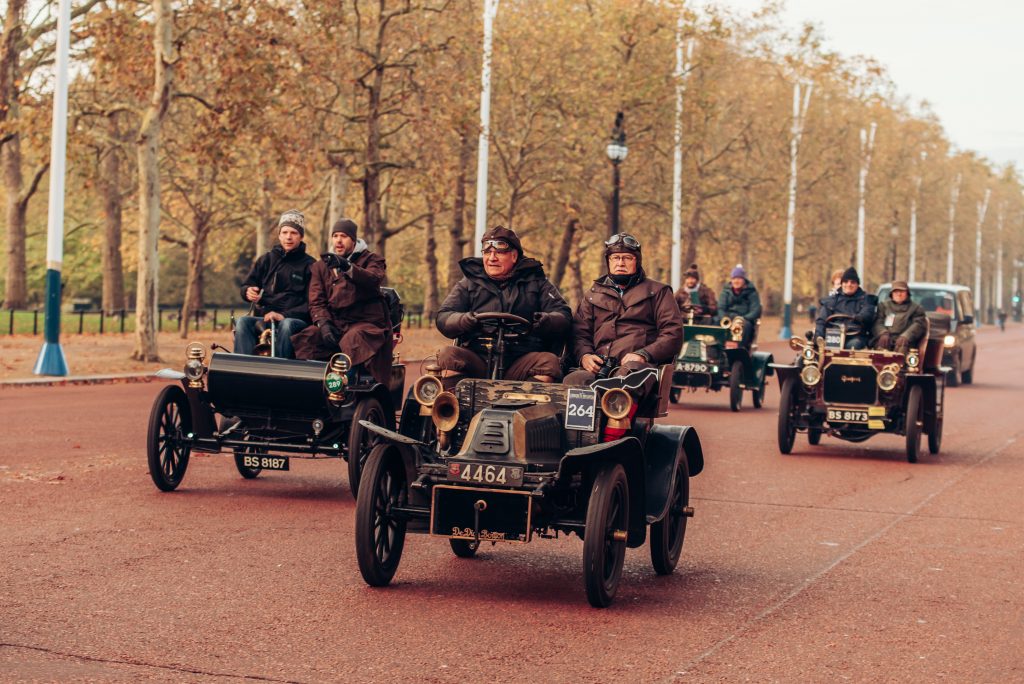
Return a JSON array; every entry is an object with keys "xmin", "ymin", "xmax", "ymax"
[{"xmin": 877, "ymin": 282, "xmax": 977, "ymax": 386}]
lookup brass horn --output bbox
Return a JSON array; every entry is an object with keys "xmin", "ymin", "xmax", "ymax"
[
  {"xmin": 431, "ymin": 391, "xmax": 460, "ymax": 433},
  {"xmin": 720, "ymin": 316, "xmax": 733, "ymax": 328}
]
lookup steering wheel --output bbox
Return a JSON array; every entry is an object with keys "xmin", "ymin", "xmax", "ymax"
[
  {"xmin": 475, "ymin": 311, "xmax": 532, "ymax": 335},
  {"xmin": 825, "ymin": 313, "xmax": 862, "ymax": 335}
]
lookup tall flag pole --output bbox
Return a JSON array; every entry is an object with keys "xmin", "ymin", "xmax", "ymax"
[
  {"xmin": 855, "ymin": 122, "xmax": 877, "ymax": 279},
  {"xmin": 780, "ymin": 80, "xmax": 812, "ymax": 340},
  {"xmin": 945, "ymin": 173, "xmax": 961, "ymax": 283},
  {"xmin": 670, "ymin": 19, "xmax": 694, "ymax": 292},
  {"xmin": 473, "ymin": 0, "xmax": 499, "ymax": 256}
]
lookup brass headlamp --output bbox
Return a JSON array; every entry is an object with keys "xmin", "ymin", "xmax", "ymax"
[
  {"xmin": 184, "ymin": 342, "xmax": 207, "ymax": 388},
  {"xmin": 325, "ymin": 353, "xmax": 352, "ymax": 403}
]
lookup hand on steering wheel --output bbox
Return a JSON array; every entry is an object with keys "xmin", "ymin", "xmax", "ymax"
[
  {"xmin": 474, "ymin": 311, "xmax": 533, "ymax": 335},
  {"xmin": 825, "ymin": 313, "xmax": 862, "ymax": 334}
]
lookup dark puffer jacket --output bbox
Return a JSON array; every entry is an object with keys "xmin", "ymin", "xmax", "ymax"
[
  {"xmin": 239, "ymin": 243, "xmax": 315, "ymax": 323},
  {"xmin": 718, "ymin": 280, "xmax": 762, "ymax": 322},
  {"xmin": 436, "ymin": 257, "xmax": 572, "ymax": 358},
  {"xmin": 815, "ymin": 288, "xmax": 876, "ymax": 339},
  {"xmin": 572, "ymin": 270, "xmax": 683, "ymax": 365},
  {"xmin": 872, "ymin": 298, "xmax": 927, "ymax": 346}
]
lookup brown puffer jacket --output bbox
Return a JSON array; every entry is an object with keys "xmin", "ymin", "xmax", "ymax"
[
  {"xmin": 572, "ymin": 271, "xmax": 683, "ymax": 365},
  {"xmin": 674, "ymin": 283, "xmax": 718, "ymax": 316},
  {"xmin": 291, "ymin": 246, "xmax": 393, "ymax": 384}
]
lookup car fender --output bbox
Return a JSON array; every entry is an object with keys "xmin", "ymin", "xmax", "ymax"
[
  {"xmin": 644, "ymin": 424, "xmax": 703, "ymax": 524},
  {"xmin": 750, "ymin": 351, "xmax": 775, "ymax": 385},
  {"xmin": 184, "ymin": 386, "xmax": 217, "ymax": 439},
  {"xmin": 905, "ymin": 374, "xmax": 938, "ymax": 433},
  {"xmin": 559, "ymin": 437, "xmax": 647, "ymax": 547},
  {"xmin": 770, "ymin": 363, "xmax": 801, "ymax": 391}
]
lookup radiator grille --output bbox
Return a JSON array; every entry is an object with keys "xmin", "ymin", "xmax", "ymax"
[{"xmin": 823, "ymin": 362, "xmax": 877, "ymax": 404}]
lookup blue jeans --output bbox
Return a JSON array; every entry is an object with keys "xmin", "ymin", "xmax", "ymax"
[{"xmin": 233, "ymin": 316, "xmax": 307, "ymax": 358}]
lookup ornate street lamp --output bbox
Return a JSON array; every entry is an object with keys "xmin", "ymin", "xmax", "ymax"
[{"xmin": 606, "ymin": 111, "xmax": 627, "ymax": 239}]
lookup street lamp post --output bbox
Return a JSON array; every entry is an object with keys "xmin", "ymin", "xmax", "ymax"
[
  {"xmin": 890, "ymin": 223, "xmax": 898, "ymax": 281},
  {"xmin": 606, "ymin": 111, "xmax": 627, "ymax": 239}
]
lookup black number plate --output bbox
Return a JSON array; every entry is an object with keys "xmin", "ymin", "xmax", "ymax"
[
  {"xmin": 825, "ymin": 328, "xmax": 843, "ymax": 349},
  {"xmin": 677, "ymin": 361, "xmax": 709, "ymax": 373},
  {"xmin": 447, "ymin": 461, "xmax": 524, "ymax": 487},
  {"xmin": 827, "ymin": 408, "xmax": 869, "ymax": 423},
  {"xmin": 565, "ymin": 387, "xmax": 597, "ymax": 431},
  {"xmin": 242, "ymin": 454, "xmax": 289, "ymax": 471}
]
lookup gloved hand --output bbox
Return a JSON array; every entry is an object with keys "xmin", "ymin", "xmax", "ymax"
[
  {"xmin": 893, "ymin": 336, "xmax": 910, "ymax": 354},
  {"xmin": 532, "ymin": 311, "xmax": 551, "ymax": 333},
  {"xmin": 319, "ymin": 321, "xmax": 341, "ymax": 349},
  {"xmin": 336, "ymin": 255, "xmax": 351, "ymax": 272},
  {"xmin": 876, "ymin": 332, "xmax": 892, "ymax": 350}
]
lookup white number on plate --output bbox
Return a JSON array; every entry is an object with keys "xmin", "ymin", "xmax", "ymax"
[
  {"xmin": 460, "ymin": 464, "xmax": 507, "ymax": 484},
  {"xmin": 566, "ymin": 403, "xmax": 595, "ymax": 417}
]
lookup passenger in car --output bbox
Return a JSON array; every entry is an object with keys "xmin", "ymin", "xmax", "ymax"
[
  {"xmin": 435, "ymin": 226, "xmax": 572, "ymax": 383},
  {"xmin": 872, "ymin": 280, "xmax": 927, "ymax": 353},
  {"xmin": 814, "ymin": 267, "xmax": 876, "ymax": 349},
  {"xmin": 564, "ymin": 232, "xmax": 682, "ymax": 386},
  {"xmin": 291, "ymin": 219, "xmax": 394, "ymax": 385},
  {"xmin": 718, "ymin": 264, "xmax": 762, "ymax": 349}
]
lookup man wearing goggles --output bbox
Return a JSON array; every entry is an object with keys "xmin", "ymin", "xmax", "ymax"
[
  {"xmin": 435, "ymin": 226, "xmax": 572, "ymax": 382},
  {"xmin": 565, "ymin": 232, "xmax": 683, "ymax": 385}
]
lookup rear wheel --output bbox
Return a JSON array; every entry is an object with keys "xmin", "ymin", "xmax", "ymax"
[
  {"xmin": 650, "ymin": 457, "xmax": 689, "ymax": 575},
  {"xmin": 729, "ymin": 361, "xmax": 743, "ymax": 412},
  {"xmin": 147, "ymin": 385, "xmax": 191, "ymax": 491},
  {"xmin": 449, "ymin": 539, "xmax": 479, "ymax": 558},
  {"xmin": 752, "ymin": 381, "xmax": 766, "ymax": 409},
  {"xmin": 355, "ymin": 445, "xmax": 408, "ymax": 586},
  {"xmin": 777, "ymin": 377, "xmax": 798, "ymax": 454},
  {"xmin": 905, "ymin": 385, "xmax": 923, "ymax": 463},
  {"xmin": 348, "ymin": 397, "xmax": 388, "ymax": 499},
  {"xmin": 583, "ymin": 463, "xmax": 629, "ymax": 608}
]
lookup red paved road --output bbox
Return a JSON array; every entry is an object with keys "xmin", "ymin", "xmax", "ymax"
[{"xmin": 2, "ymin": 327, "xmax": 1022, "ymax": 682}]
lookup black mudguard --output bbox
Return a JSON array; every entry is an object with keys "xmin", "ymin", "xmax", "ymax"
[
  {"xmin": 184, "ymin": 385, "xmax": 217, "ymax": 440},
  {"xmin": 770, "ymin": 363, "xmax": 801, "ymax": 393},
  {"xmin": 750, "ymin": 351, "xmax": 775, "ymax": 386},
  {"xmin": 644, "ymin": 424, "xmax": 703, "ymax": 524},
  {"xmin": 905, "ymin": 374, "xmax": 938, "ymax": 433}
]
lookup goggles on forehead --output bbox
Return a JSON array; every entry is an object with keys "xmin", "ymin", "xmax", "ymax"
[
  {"xmin": 482, "ymin": 239, "xmax": 513, "ymax": 254},
  {"xmin": 605, "ymin": 233, "xmax": 641, "ymax": 250}
]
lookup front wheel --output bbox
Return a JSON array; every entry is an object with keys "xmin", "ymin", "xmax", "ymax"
[
  {"xmin": 729, "ymin": 361, "xmax": 743, "ymax": 412},
  {"xmin": 147, "ymin": 385, "xmax": 192, "ymax": 491},
  {"xmin": 650, "ymin": 457, "xmax": 689, "ymax": 575},
  {"xmin": 583, "ymin": 463, "xmax": 629, "ymax": 608},
  {"xmin": 905, "ymin": 385, "xmax": 923, "ymax": 463},
  {"xmin": 348, "ymin": 397, "xmax": 388, "ymax": 499},
  {"xmin": 808, "ymin": 427, "xmax": 822, "ymax": 445},
  {"xmin": 928, "ymin": 416, "xmax": 943, "ymax": 455},
  {"xmin": 355, "ymin": 445, "xmax": 408, "ymax": 586},
  {"xmin": 777, "ymin": 377, "xmax": 798, "ymax": 454}
]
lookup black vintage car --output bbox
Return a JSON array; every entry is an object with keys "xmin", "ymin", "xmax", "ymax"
[
  {"xmin": 772, "ymin": 316, "xmax": 946, "ymax": 462},
  {"xmin": 877, "ymin": 282, "xmax": 977, "ymax": 387},
  {"xmin": 352, "ymin": 313, "xmax": 705, "ymax": 607}
]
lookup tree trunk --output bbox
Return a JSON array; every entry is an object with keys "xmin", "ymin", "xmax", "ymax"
[
  {"xmin": 568, "ymin": 234, "xmax": 585, "ymax": 308},
  {"xmin": 362, "ymin": 59, "xmax": 384, "ymax": 254},
  {"xmin": 256, "ymin": 176, "xmax": 273, "ymax": 255},
  {"xmin": 179, "ymin": 228, "xmax": 205, "ymax": 339},
  {"xmin": 683, "ymin": 186, "xmax": 703, "ymax": 268},
  {"xmin": 328, "ymin": 160, "xmax": 346, "ymax": 251},
  {"xmin": 132, "ymin": 0, "xmax": 174, "ymax": 361},
  {"xmin": 100, "ymin": 115, "xmax": 125, "ymax": 313},
  {"xmin": 423, "ymin": 211, "xmax": 439, "ymax": 319},
  {"xmin": 448, "ymin": 128, "xmax": 472, "ymax": 287},
  {"xmin": 1, "ymin": 0, "xmax": 27, "ymax": 309},
  {"xmin": 551, "ymin": 215, "xmax": 578, "ymax": 290}
]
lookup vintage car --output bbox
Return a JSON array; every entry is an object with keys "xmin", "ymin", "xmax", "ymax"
[
  {"xmin": 146, "ymin": 291, "xmax": 406, "ymax": 497},
  {"xmin": 351, "ymin": 312, "xmax": 705, "ymax": 608},
  {"xmin": 877, "ymin": 282, "xmax": 977, "ymax": 387},
  {"xmin": 669, "ymin": 307, "xmax": 773, "ymax": 411},
  {"xmin": 772, "ymin": 314, "xmax": 945, "ymax": 462}
]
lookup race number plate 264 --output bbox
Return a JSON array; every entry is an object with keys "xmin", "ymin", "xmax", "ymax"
[{"xmin": 565, "ymin": 388, "xmax": 597, "ymax": 431}]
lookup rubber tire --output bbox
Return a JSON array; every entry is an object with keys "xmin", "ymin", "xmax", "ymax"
[
  {"xmin": 669, "ymin": 387, "xmax": 681, "ymax": 404},
  {"xmin": 777, "ymin": 377, "xmax": 798, "ymax": 455},
  {"xmin": 583, "ymin": 463, "xmax": 629, "ymax": 608},
  {"xmin": 650, "ymin": 457, "xmax": 689, "ymax": 575},
  {"xmin": 946, "ymin": 354, "xmax": 961, "ymax": 387},
  {"xmin": 752, "ymin": 381, "xmax": 766, "ymax": 409},
  {"xmin": 355, "ymin": 445, "xmax": 408, "ymax": 587},
  {"xmin": 348, "ymin": 397, "xmax": 388, "ymax": 499},
  {"xmin": 928, "ymin": 416, "xmax": 943, "ymax": 455},
  {"xmin": 808, "ymin": 428, "xmax": 822, "ymax": 445},
  {"xmin": 961, "ymin": 352, "xmax": 975, "ymax": 385},
  {"xmin": 905, "ymin": 385, "xmax": 923, "ymax": 463},
  {"xmin": 147, "ymin": 385, "xmax": 192, "ymax": 492},
  {"xmin": 449, "ymin": 539, "xmax": 480, "ymax": 558},
  {"xmin": 729, "ymin": 361, "xmax": 743, "ymax": 412},
  {"xmin": 226, "ymin": 418, "xmax": 262, "ymax": 479}
]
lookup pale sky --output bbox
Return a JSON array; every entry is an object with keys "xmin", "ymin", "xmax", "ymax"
[{"xmin": 711, "ymin": 0, "xmax": 1024, "ymax": 172}]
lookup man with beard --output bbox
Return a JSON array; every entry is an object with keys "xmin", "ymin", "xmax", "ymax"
[
  {"xmin": 435, "ymin": 226, "xmax": 571, "ymax": 382},
  {"xmin": 291, "ymin": 219, "xmax": 393, "ymax": 384}
]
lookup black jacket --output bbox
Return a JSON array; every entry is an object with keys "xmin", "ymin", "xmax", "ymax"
[
  {"xmin": 239, "ymin": 243, "xmax": 315, "ymax": 323},
  {"xmin": 815, "ymin": 288, "xmax": 876, "ymax": 339},
  {"xmin": 718, "ymin": 280, "xmax": 762, "ymax": 322},
  {"xmin": 436, "ymin": 256, "xmax": 572, "ymax": 358}
]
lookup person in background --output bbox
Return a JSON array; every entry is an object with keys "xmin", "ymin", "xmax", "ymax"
[
  {"xmin": 674, "ymin": 263, "xmax": 718, "ymax": 322},
  {"xmin": 718, "ymin": 264, "xmax": 761, "ymax": 349}
]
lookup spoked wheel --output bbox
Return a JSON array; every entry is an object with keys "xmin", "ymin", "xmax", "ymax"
[
  {"xmin": 928, "ymin": 415, "xmax": 943, "ymax": 455},
  {"xmin": 449, "ymin": 539, "xmax": 480, "ymax": 558},
  {"xmin": 751, "ymin": 381, "xmax": 766, "ymax": 409},
  {"xmin": 147, "ymin": 385, "xmax": 192, "ymax": 491},
  {"xmin": 669, "ymin": 387, "xmax": 681, "ymax": 404},
  {"xmin": 807, "ymin": 427, "xmax": 822, "ymax": 445},
  {"xmin": 729, "ymin": 361, "xmax": 744, "ymax": 412},
  {"xmin": 650, "ymin": 457, "xmax": 689, "ymax": 575},
  {"xmin": 905, "ymin": 385, "xmax": 923, "ymax": 463},
  {"xmin": 355, "ymin": 444, "xmax": 408, "ymax": 586},
  {"xmin": 583, "ymin": 463, "xmax": 629, "ymax": 608},
  {"xmin": 348, "ymin": 397, "xmax": 389, "ymax": 499},
  {"xmin": 777, "ymin": 376, "xmax": 798, "ymax": 454}
]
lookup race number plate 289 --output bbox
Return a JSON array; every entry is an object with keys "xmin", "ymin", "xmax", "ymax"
[
  {"xmin": 565, "ymin": 388, "xmax": 597, "ymax": 431},
  {"xmin": 242, "ymin": 454, "xmax": 289, "ymax": 471}
]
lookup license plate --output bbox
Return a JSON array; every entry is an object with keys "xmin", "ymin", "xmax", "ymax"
[
  {"xmin": 677, "ymin": 361, "xmax": 709, "ymax": 373},
  {"xmin": 447, "ymin": 461, "xmax": 524, "ymax": 487},
  {"xmin": 241, "ymin": 454, "xmax": 289, "ymax": 471},
  {"xmin": 565, "ymin": 387, "xmax": 597, "ymax": 431},
  {"xmin": 825, "ymin": 329, "xmax": 843, "ymax": 349},
  {"xmin": 827, "ymin": 408, "xmax": 869, "ymax": 423}
]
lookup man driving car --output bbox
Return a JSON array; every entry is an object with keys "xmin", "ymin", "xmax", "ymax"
[{"xmin": 814, "ymin": 267, "xmax": 876, "ymax": 349}]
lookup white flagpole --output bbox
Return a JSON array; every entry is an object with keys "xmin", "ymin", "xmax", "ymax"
[
  {"xmin": 670, "ymin": 27, "xmax": 694, "ymax": 291},
  {"xmin": 974, "ymin": 188, "xmax": 990, "ymax": 322},
  {"xmin": 473, "ymin": 0, "xmax": 499, "ymax": 256},
  {"xmin": 855, "ymin": 122, "xmax": 876, "ymax": 278},
  {"xmin": 946, "ymin": 173, "xmax": 961, "ymax": 283},
  {"xmin": 996, "ymin": 204, "xmax": 1005, "ymax": 312},
  {"xmin": 780, "ymin": 80, "xmax": 812, "ymax": 339},
  {"xmin": 908, "ymin": 150, "xmax": 925, "ymax": 282}
]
